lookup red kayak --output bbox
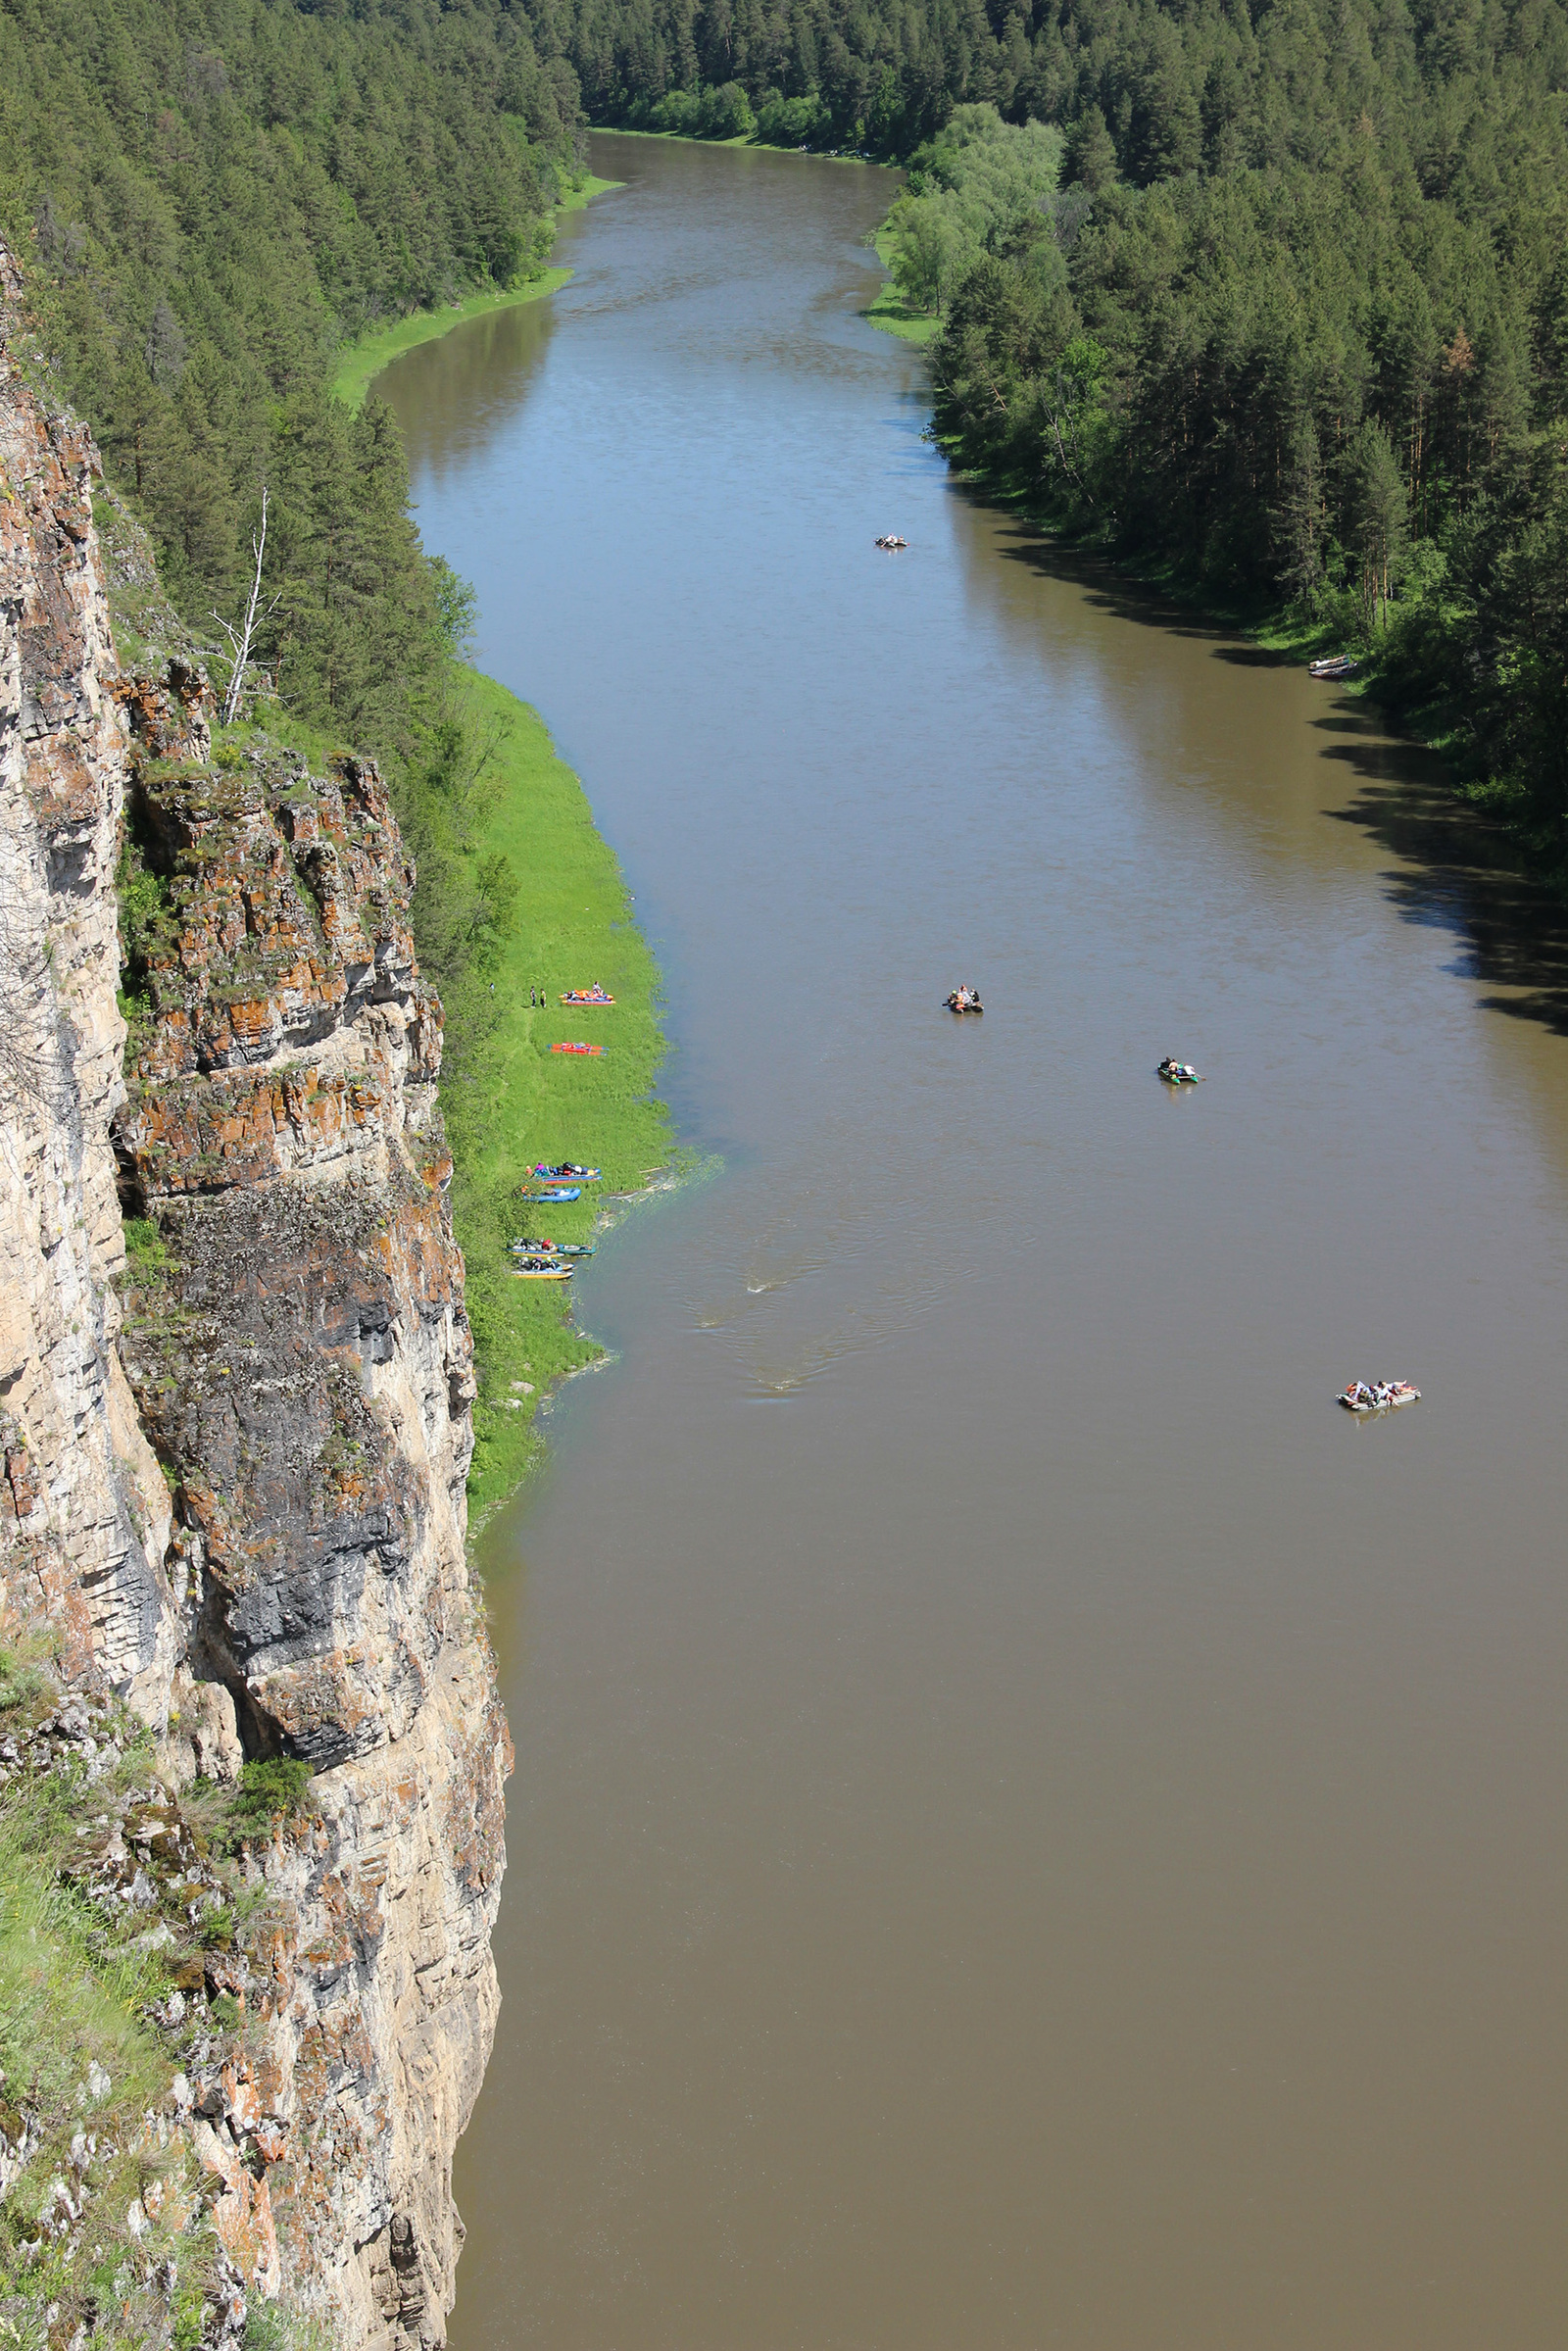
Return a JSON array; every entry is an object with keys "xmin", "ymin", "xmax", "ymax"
[{"xmin": 551, "ymin": 1042, "xmax": 606, "ymax": 1056}]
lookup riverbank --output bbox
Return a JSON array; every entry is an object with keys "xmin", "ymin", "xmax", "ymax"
[
  {"xmin": 435, "ymin": 669, "xmax": 671, "ymax": 1527},
  {"xmin": 862, "ymin": 223, "xmax": 940, "ymax": 344},
  {"xmin": 330, "ymin": 172, "xmax": 618, "ymax": 413},
  {"xmin": 588, "ymin": 121, "xmax": 886, "ymax": 164}
]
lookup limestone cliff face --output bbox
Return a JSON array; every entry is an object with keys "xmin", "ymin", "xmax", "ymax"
[
  {"xmin": 0, "ymin": 240, "xmax": 176, "ymax": 1712},
  {"xmin": 0, "ymin": 248, "xmax": 508, "ymax": 2349}
]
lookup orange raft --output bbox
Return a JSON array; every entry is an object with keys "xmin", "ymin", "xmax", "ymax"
[{"xmin": 551, "ymin": 1041, "xmax": 606, "ymax": 1056}]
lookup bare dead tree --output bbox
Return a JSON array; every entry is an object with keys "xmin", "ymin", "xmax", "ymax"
[{"xmin": 212, "ymin": 488, "xmax": 281, "ymax": 728}]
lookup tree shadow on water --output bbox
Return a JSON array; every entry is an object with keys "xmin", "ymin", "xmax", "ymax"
[
  {"xmin": 957, "ymin": 489, "xmax": 1568, "ymax": 1036},
  {"xmin": 952, "ymin": 492, "xmax": 1249, "ymax": 643},
  {"xmin": 1320, "ymin": 716, "xmax": 1568, "ymax": 1038}
]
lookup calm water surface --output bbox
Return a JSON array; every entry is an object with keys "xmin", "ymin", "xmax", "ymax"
[{"xmin": 382, "ymin": 133, "xmax": 1567, "ymax": 2350}]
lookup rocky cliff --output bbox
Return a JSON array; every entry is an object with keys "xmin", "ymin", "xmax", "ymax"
[{"xmin": 0, "ymin": 245, "xmax": 508, "ymax": 2349}]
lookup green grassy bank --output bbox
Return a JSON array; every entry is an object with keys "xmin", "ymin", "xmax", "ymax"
[
  {"xmin": 862, "ymin": 223, "xmax": 940, "ymax": 346},
  {"xmin": 588, "ymin": 122, "xmax": 877, "ymax": 161},
  {"xmin": 435, "ymin": 670, "xmax": 672, "ymax": 1527},
  {"xmin": 330, "ymin": 173, "xmax": 618, "ymax": 413}
]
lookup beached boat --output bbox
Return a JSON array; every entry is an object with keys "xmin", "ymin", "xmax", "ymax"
[
  {"xmin": 531, "ymin": 1162, "xmax": 600, "ymax": 1180},
  {"xmin": 1308, "ymin": 655, "xmax": 1361, "ymax": 680},
  {"xmin": 511, "ymin": 1240, "xmax": 595, "ymax": 1256},
  {"xmin": 523, "ymin": 1186, "xmax": 581, "ymax": 1202},
  {"xmin": 560, "ymin": 989, "xmax": 615, "ymax": 1005},
  {"xmin": 512, "ymin": 1262, "xmax": 573, "ymax": 1281},
  {"xmin": 1338, "ymin": 1379, "xmax": 1420, "ymax": 1413},
  {"xmin": 551, "ymin": 1041, "xmax": 606, "ymax": 1056},
  {"xmin": 1158, "ymin": 1058, "xmax": 1202, "ymax": 1084}
]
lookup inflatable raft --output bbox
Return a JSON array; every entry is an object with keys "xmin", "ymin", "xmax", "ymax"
[
  {"xmin": 532, "ymin": 1162, "xmax": 601, "ymax": 1181},
  {"xmin": 523, "ymin": 1186, "xmax": 581, "ymax": 1202},
  {"xmin": 560, "ymin": 989, "xmax": 614, "ymax": 1005},
  {"xmin": 1338, "ymin": 1380, "xmax": 1420, "ymax": 1413},
  {"xmin": 551, "ymin": 1041, "xmax": 606, "ymax": 1056},
  {"xmin": 945, "ymin": 994, "xmax": 984, "ymax": 1015},
  {"xmin": 511, "ymin": 1240, "xmax": 595, "ymax": 1256},
  {"xmin": 1158, "ymin": 1058, "xmax": 1201, "ymax": 1085},
  {"xmin": 512, "ymin": 1263, "xmax": 573, "ymax": 1281}
]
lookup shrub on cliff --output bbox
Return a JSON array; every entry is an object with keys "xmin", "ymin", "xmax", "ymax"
[{"xmin": 228, "ymin": 1756, "xmax": 314, "ymax": 1832}]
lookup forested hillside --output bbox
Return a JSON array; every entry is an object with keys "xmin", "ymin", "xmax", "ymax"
[{"xmin": 0, "ymin": 0, "xmax": 582, "ymax": 766}]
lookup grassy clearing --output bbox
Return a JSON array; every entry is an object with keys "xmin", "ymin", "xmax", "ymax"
[
  {"xmin": 862, "ymin": 224, "xmax": 941, "ymax": 344},
  {"xmin": 436, "ymin": 669, "xmax": 671, "ymax": 1527},
  {"xmin": 329, "ymin": 174, "xmax": 619, "ymax": 413}
]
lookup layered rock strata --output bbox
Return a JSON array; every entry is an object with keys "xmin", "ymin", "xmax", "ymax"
[
  {"xmin": 0, "ymin": 245, "xmax": 507, "ymax": 2348},
  {"xmin": 0, "ymin": 237, "xmax": 175, "ymax": 1711}
]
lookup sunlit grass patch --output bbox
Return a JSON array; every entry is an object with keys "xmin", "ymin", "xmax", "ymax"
[
  {"xmin": 436, "ymin": 670, "xmax": 672, "ymax": 1526},
  {"xmin": 862, "ymin": 225, "xmax": 941, "ymax": 344}
]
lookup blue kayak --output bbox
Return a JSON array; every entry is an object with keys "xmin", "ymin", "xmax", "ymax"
[
  {"xmin": 511, "ymin": 1240, "xmax": 595, "ymax": 1256},
  {"xmin": 523, "ymin": 1186, "xmax": 581, "ymax": 1202}
]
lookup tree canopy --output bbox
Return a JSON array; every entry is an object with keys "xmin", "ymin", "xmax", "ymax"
[{"xmin": 1, "ymin": 0, "xmax": 584, "ymax": 750}]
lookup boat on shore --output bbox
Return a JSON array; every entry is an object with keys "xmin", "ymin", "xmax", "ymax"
[
  {"xmin": 561, "ymin": 989, "xmax": 614, "ymax": 1005},
  {"xmin": 512, "ymin": 1261, "xmax": 574, "ymax": 1281},
  {"xmin": 1308, "ymin": 655, "xmax": 1361, "ymax": 680},
  {"xmin": 551, "ymin": 1041, "xmax": 606, "ymax": 1056},
  {"xmin": 523, "ymin": 1185, "xmax": 581, "ymax": 1202},
  {"xmin": 1338, "ymin": 1379, "xmax": 1420, "ymax": 1413},
  {"xmin": 532, "ymin": 1162, "xmax": 601, "ymax": 1181}
]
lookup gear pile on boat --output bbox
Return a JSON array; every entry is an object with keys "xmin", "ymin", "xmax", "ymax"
[
  {"xmin": 875, "ymin": 533, "xmax": 907, "ymax": 550},
  {"xmin": 522, "ymin": 1163, "xmax": 603, "ymax": 1205},
  {"xmin": 561, "ymin": 986, "xmax": 614, "ymax": 1004},
  {"xmin": 1157, "ymin": 1058, "xmax": 1201, "ymax": 1084},
  {"xmin": 1338, "ymin": 1379, "xmax": 1421, "ymax": 1413},
  {"xmin": 946, "ymin": 985, "xmax": 984, "ymax": 1014}
]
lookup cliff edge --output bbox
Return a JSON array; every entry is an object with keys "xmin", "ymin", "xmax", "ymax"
[{"xmin": 0, "ymin": 243, "xmax": 508, "ymax": 2348}]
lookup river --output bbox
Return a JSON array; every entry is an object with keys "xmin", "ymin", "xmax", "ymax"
[{"xmin": 380, "ymin": 132, "xmax": 1568, "ymax": 2351}]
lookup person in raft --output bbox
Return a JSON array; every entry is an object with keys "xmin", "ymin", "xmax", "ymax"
[{"xmin": 953, "ymin": 984, "xmax": 969, "ymax": 1007}]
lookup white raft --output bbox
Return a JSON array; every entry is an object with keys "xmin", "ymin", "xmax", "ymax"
[{"xmin": 1338, "ymin": 1380, "xmax": 1420, "ymax": 1413}]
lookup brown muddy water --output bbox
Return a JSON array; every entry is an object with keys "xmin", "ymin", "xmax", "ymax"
[{"xmin": 381, "ymin": 133, "xmax": 1567, "ymax": 2350}]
